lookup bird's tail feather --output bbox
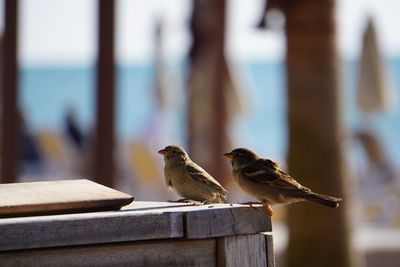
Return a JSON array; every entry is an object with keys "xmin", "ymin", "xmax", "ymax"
[{"xmin": 302, "ymin": 192, "xmax": 342, "ymax": 208}]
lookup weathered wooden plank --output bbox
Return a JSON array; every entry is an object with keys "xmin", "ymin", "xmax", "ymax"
[
  {"xmin": 264, "ymin": 233, "xmax": 275, "ymax": 267},
  {"xmin": 0, "ymin": 210, "xmax": 183, "ymax": 251},
  {"xmin": 217, "ymin": 234, "xmax": 267, "ymax": 267},
  {"xmin": 185, "ymin": 206, "xmax": 271, "ymax": 239},
  {"xmin": 121, "ymin": 201, "xmax": 196, "ymax": 211},
  {"xmin": 0, "ymin": 201, "xmax": 272, "ymax": 252},
  {"xmin": 0, "ymin": 179, "xmax": 134, "ymax": 217},
  {"xmin": 0, "ymin": 239, "xmax": 216, "ymax": 267}
]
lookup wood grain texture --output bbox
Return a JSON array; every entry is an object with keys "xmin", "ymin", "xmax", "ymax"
[
  {"xmin": 0, "ymin": 201, "xmax": 272, "ymax": 253},
  {"xmin": 265, "ymin": 233, "xmax": 275, "ymax": 267},
  {"xmin": 217, "ymin": 234, "xmax": 267, "ymax": 267},
  {"xmin": 0, "ymin": 210, "xmax": 183, "ymax": 251},
  {"xmin": 0, "ymin": 239, "xmax": 216, "ymax": 267},
  {"xmin": 185, "ymin": 206, "xmax": 271, "ymax": 239},
  {"xmin": 0, "ymin": 179, "xmax": 134, "ymax": 217}
]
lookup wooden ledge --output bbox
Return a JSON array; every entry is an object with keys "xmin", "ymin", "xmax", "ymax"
[
  {"xmin": 0, "ymin": 179, "xmax": 134, "ymax": 218},
  {"xmin": 0, "ymin": 201, "xmax": 271, "ymax": 252}
]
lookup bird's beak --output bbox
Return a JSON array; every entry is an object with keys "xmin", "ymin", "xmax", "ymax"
[
  {"xmin": 158, "ymin": 148, "xmax": 167, "ymax": 155},
  {"xmin": 223, "ymin": 152, "xmax": 233, "ymax": 160}
]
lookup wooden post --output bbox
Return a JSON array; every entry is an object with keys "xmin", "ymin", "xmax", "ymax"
[
  {"xmin": 1, "ymin": 0, "xmax": 19, "ymax": 183},
  {"xmin": 284, "ymin": 0, "xmax": 359, "ymax": 267},
  {"xmin": 94, "ymin": 0, "xmax": 115, "ymax": 187},
  {"xmin": 188, "ymin": 0, "xmax": 228, "ymax": 185}
]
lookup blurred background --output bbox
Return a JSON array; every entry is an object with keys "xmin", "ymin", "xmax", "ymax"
[{"xmin": 0, "ymin": 0, "xmax": 399, "ymax": 266}]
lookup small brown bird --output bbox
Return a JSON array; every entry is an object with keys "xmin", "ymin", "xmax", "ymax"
[
  {"xmin": 158, "ymin": 145, "xmax": 228, "ymax": 203},
  {"xmin": 223, "ymin": 148, "xmax": 341, "ymax": 215}
]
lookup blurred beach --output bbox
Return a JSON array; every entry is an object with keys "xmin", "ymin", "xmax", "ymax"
[
  {"xmin": 0, "ymin": 1, "xmax": 398, "ymax": 266},
  {"xmin": 20, "ymin": 59, "xmax": 400, "ymax": 163},
  {"xmin": 18, "ymin": 59, "xmax": 400, "ymax": 228}
]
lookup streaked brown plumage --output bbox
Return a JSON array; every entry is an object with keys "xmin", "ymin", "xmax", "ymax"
[
  {"xmin": 224, "ymin": 148, "xmax": 341, "ymax": 215},
  {"xmin": 158, "ymin": 145, "xmax": 228, "ymax": 203}
]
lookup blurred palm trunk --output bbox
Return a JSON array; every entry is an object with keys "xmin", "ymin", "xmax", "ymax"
[
  {"xmin": 187, "ymin": 0, "xmax": 229, "ymax": 185},
  {"xmin": 284, "ymin": 0, "xmax": 360, "ymax": 267}
]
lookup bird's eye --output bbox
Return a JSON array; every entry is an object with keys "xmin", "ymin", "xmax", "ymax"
[{"xmin": 172, "ymin": 150, "xmax": 177, "ymax": 154}]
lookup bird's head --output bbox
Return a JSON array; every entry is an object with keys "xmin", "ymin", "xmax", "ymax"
[
  {"xmin": 158, "ymin": 145, "xmax": 189, "ymax": 164},
  {"xmin": 223, "ymin": 148, "xmax": 259, "ymax": 168}
]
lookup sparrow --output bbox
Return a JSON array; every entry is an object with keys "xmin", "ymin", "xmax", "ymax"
[
  {"xmin": 223, "ymin": 148, "xmax": 342, "ymax": 216},
  {"xmin": 158, "ymin": 145, "xmax": 228, "ymax": 203}
]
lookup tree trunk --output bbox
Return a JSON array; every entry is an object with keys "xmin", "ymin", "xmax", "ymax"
[{"xmin": 284, "ymin": 0, "xmax": 360, "ymax": 267}]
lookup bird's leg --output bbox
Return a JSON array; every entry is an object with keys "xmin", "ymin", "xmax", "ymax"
[
  {"xmin": 168, "ymin": 198, "xmax": 192, "ymax": 203},
  {"xmin": 262, "ymin": 199, "xmax": 273, "ymax": 216}
]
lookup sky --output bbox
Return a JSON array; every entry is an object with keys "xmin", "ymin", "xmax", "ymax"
[{"xmin": 0, "ymin": 0, "xmax": 399, "ymax": 66}]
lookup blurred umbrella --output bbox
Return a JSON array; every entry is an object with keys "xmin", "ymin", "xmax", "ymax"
[
  {"xmin": 355, "ymin": 129, "xmax": 395, "ymax": 182},
  {"xmin": 15, "ymin": 111, "xmax": 41, "ymax": 164},
  {"xmin": 256, "ymin": 0, "xmax": 284, "ymax": 30},
  {"xmin": 36, "ymin": 131, "xmax": 68, "ymax": 163},
  {"xmin": 20, "ymin": 121, "xmax": 41, "ymax": 164},
  {"xmin": 128, "ymin": 142, "xmax": 161, "ymax": 185},
  {"xmin": 154, "ymin": 18, "xmax": 167, "ymax": 110},
  {"xmin": 223, "ymin": 59, "xmax": 246, "ymax": 118},
  {"xmin": 355, "ymin": 130, "xmax": 386, "ymax": 167},
  {"xmin": 126, "ymin": 18, "xmax": 169, "ymax": 190},
  {"xmin": 357, "ymin": 18, "xmax": 395, "ymax": 114},
  {"xmin": 64, "ymin": 108, "xmax": 86, "ymax": 150}
]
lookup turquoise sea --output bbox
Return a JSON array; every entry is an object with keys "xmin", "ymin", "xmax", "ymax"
[{"xmin": 19, "ymin": 59, "xmax": 400, "ymax": 167}]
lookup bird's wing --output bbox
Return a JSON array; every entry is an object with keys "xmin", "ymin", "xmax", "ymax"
[
  {"xmin": 166, "ymin": 175, "xmax": 173, "ymax": 187},
  {"xmin": 163, "ymin": 168, "xmax": 173, "ymax": 189},
  {"xmin": 242, "ymin": 159, "xmax": 307, "ymax": 191},
  {"xmin": 185, "ymin": 162, "xmax": 228, "ymax": 195},
  {"xmin": 277, "ymin": 170, "xmax": 310, "ymax": 191}
]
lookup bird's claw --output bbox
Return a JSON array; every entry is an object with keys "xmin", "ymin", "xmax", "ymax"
[
  {"xmin": 168, "ymin": 198, "xmax": 193, "ymax": 203},
  {"xmin": 238, "ymin": 201, "xmax": 262, "ymax": 210},
  {"xmin": 239, "ymin": 201, "xmax": 262, "ymax": 206},
  {"xmin": 200, "ymin": 200, "xmax": 215, "ymax": 208},
  {"xmin": 237, "ymin": 201, "xmax": 273, "ymax": 216}
]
